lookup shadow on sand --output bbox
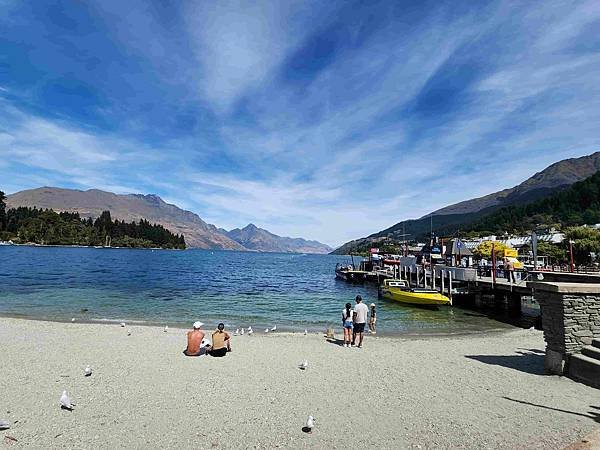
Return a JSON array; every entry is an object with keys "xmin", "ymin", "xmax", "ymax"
[
  {"xmin": 325, "ymin": 337, "xmax": 347, "ymax": 347},
  {"xmin": 465, "ymin": 349, "xmax": 545, "ymax": 375},
  {"xmin": 503, "ymin": 397, "xmax": 600, "ymax": 423}
]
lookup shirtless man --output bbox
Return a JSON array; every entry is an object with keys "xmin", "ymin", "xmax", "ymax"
[
  {"xmin": 210, "ymin": 323, "xmax": 232, "ymax": 357},
  {"xmin": 184, "ymin": 321, "xmax": 210, "ymax": 356}
]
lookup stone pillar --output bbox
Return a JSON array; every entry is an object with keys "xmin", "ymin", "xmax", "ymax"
[{"xmin": 528, "ymin": 282, "xmax": 600, "ymax": 375}]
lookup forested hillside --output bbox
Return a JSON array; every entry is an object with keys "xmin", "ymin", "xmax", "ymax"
[{"xmin": 0, "ymin": 191, "xmax": 185, "ymax": 249}]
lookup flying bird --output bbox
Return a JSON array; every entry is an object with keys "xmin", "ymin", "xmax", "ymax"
[
  {"xmin": 84, "ymin": 366, "xmax": 92, "ymax": 377},
  {"xmin": 60, "ymin": 391, "xmax": 74, "ymax": 410},
  {"xmin": 298, "ymin": 360, "xmax": 309, "ymax": 370}
]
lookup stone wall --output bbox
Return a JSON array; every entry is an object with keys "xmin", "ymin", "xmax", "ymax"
[{"xmin": 528, "ymin": 282, "xmax": 600, "ymax": 374}]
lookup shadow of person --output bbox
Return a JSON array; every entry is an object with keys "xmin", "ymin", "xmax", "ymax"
[
  {"xmin": 465, "ymin": 349, "xmax": 545, "ymax": 375},
  {"xmin": 503, "ymin": 397, "xmax": 600, "ymax": 423},
  {"xmin": 325, "ymin": 337, "xmax": 347, "ymax": 347}
]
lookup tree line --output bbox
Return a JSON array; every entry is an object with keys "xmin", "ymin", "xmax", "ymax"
[{"xmin": 0, "ymin": 191, "xmax": 185, "ymax": 249}]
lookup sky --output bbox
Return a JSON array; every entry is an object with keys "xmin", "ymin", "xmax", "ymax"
[{"xmin": 1, "ymin": 1, "xmax": 600, "ymax": 247}]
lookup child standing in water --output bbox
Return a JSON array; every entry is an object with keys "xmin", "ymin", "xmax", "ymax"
[
  {"xmin": 368, "ymin": 303, "xmax": 377, "ymax": 334},
  {"xmin": 341, "ymin": 302, "xmax": 353, "ymax": 347}
]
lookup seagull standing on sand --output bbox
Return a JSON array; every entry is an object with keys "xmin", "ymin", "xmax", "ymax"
[
  {"xmin": 248, "ymin": 328, "xmax": 254, "ymax": 336},
  {"xmin": 164, "ymin": 326, "xmax": 168, "ymax": 333},
  {"xmin": 298, "ymin": 360, "xmax": 309, "ymax": 370},
  {"xmin": 234, "ymin": 328, "xmax": 239, "ymax": 335},
  {"xmin": 120, "ymin": 322, "xmax": 126, "ymax": 327},
  {"xmin": 71, "ymin": 318, "xmax": 76, "ymax": 322},
  {"xmin": 84, "ymin": 366, "xmax": 92, "ymax": 377},
  {"xmin": 265, "ymin": 328, "xmax": 269, "ymax": 333},
  {"xmin": 271, "ymin": 325, "xmax": 277, "ymax": 332},
  {"xmin": 241, "ymin": 328, "xmax": 245, "ymax": 336},
  {"xmin": 127, "ymin": 329, "xmax": 132, "ymax": 336},
  {"xmin": 304, "ymin": 415, "xmax": 315, "ymax": 433},
  {"xmin": 60, "ymin": 391, "xmax": 74, "ymax": 410},
  {"xmin": 304, "ymin": 329, "xmax": 308, "ymax": 335}
]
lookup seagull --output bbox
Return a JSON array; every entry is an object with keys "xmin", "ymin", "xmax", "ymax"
[
  {"xmin": 271, "ymin": 325, "xmax": 277, "ymax": 332},
  {"xmin": 0, "ymin": 419, "xmax": 10, "ymax": 430},
  {"xmin": 127, "ymin": 329, "xmax": 132, "ymax": 336},
  {"xmin": 60, "ymin": 391, "xmax": 74, "ymax": 411},
  {"xmin": 265, "ymin": 328, "xmax": 269, "ymax": 333},
  {"xmin": 298, "ymin": 360, "xmax": 309, "ymax": 370},
  {"xmin": 241, "ymin": 328, "xmax": 245, "ymax": 336},
  {"xmin": 120, "ymin": 322, "xmax": 126, "ymax": 327},
  {"xmin": 248, "ymin": 326, "xmax": 253, "ymax": 332},
  {"xmin": 248, "ymin": 328, "xmax": 254, "ymax": 336},
  {"xmin": 71, "ymin": 318, "xmax": 76, "ymax": 322},
  {"xmin": 84, "ymin": 366, "xmax": 92, "ymax": 377},
  {"xmin": 164, "ymin": 326, "xmax": 169, "ymax": 333},
  {"xmin": 234, "ymin": 328, "xmax": 239, "ymax": 335},
  {"xmin": 304, "ymin": 329, "xmax": 308, "ymax": 335},
  {"xmin": 304, "ymin": 415, "xmax": 315, "ymax": 433}
]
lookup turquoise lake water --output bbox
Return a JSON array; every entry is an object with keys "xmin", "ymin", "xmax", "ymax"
[{"xmin": 0, "ymin": 246, "xmax": 515, "ymax": 334}]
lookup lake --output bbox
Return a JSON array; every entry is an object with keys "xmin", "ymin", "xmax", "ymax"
[{"xmin": 0, "ymin": 246, "xmax": 515, "ymax": 334}]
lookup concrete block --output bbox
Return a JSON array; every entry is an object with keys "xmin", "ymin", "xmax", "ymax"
[
  {"xmin": 569, "ymin": 354, "xmax": 600, "ymax": 388},
  {"xmin": 582, "ymin": 345, "xmax": 600, "ymax": 361},
  {"xmin": 545, "ymin": 348, "xmax": 565, "ymax": 375}
]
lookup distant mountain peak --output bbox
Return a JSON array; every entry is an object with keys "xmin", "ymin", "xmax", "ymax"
[
  {"xmin": 429, "ymin": 151, "xmax": 600, "ymax": 216},
  {"xmin": 225, "ymin": 223, "xmax": 332, "ymax": 254}
]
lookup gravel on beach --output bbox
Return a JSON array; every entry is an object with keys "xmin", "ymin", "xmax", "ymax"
[{"xmin": 0, "ymin": 317, "xmax": 598, "ymax": 449}]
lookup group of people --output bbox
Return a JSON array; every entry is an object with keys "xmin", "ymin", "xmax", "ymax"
[
  {"xmin": 184, "ymin": 321, "xmax": 232, "ymax": 357},
  {"xmin": 184, "ymin": 295, "xmax": 378, "ymax": 355},
  {"xmin": 341, "ymin": 295, "xmax": 376, "ymax": 348}
]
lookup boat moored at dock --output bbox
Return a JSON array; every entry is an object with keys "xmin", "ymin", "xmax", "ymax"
[
  {"xmin": 380, "ymin": 279, "xmax": 452, "ymax": 306},
  {"xmin": 335, "ymin": 263, "xmax": 369, "ymax": 282}
]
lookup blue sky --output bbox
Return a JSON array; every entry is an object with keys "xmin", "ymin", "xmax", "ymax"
[{"xmin": 1, "ymin": 0, "xmax": 600, "ymax": 246}]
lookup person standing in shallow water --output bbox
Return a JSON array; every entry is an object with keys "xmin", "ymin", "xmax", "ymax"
[
  {"xmin": 341, "ymin": 302, "xmax": 353, "ymax": 347},
  {"xmin": 352, "ymin": 295, "xmax": 369, "ymax": 348},
  {"xmin": 368, "ymin": 303, "xmax": 377, "ymax": 334}
]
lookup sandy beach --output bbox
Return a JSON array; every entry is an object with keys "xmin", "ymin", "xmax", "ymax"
[{"xmin": 0, "ymin": 318, "xmax": 598, "ymax": 449}]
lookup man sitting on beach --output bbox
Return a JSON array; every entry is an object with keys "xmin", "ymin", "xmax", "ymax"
[
  {"xmin": 210, "ymin": 323, "xmax": 232, "ymax": 357},
  {"xmin": 184, "ymin": 321, "xmax": 210, "ymax": 356}
]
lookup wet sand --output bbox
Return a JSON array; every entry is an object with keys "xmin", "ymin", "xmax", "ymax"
[{"xmin": 0, "ymin": 318, "xmax": 598, "ymax": 449}]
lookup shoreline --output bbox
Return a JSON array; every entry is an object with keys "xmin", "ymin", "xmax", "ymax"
[
  {"xmin": 1, "ymin": 316, "xmax": 598, "ymax": 449},
  {"xmin": 0, "ymin": 313, "xmax": 519, "ymax": 339}
]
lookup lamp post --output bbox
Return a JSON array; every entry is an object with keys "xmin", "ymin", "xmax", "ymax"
[
  {"xmin": 491, "ymin": 242, "xmax": 496, "ymax": 286},
  {"xmin": 569, "ymin": 240, "xmax": 575, "ymax": 273}
]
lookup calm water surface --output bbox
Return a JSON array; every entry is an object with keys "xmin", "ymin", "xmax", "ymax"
[{"xmin": 0, "ymin": 246, "xmax": 515, "ymax": 334}]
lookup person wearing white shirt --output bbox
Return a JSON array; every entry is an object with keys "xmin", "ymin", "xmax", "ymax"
[{"xmin": 351, "ymin": 295, "xmax": 369, "ymax": 348}]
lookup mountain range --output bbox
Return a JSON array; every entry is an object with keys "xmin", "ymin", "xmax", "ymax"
[
  {"xmin": 333, "ymin": 151, "xmax": 600, "ymax": 254},
  {"xmin": 222, "ymin": 224, "xmax": 332, "ymax": 254},
  {"xmin": 5, "ymin": 187, "xmax": 332, "ymax": 253}
]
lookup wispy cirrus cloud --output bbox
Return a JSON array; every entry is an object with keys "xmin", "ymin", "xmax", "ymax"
[{"xmin": 1, "ymin": 0, "xmax": 600, "ymax": 246}]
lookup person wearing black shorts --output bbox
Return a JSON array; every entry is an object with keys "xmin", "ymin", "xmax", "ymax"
[
  {"xmin": 351, "ymin": 295, "xmax": 369, "ymax": 348},
  {"xmin": 209, "ymin": 323, "xmax": 232, "ymax": 357}
]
